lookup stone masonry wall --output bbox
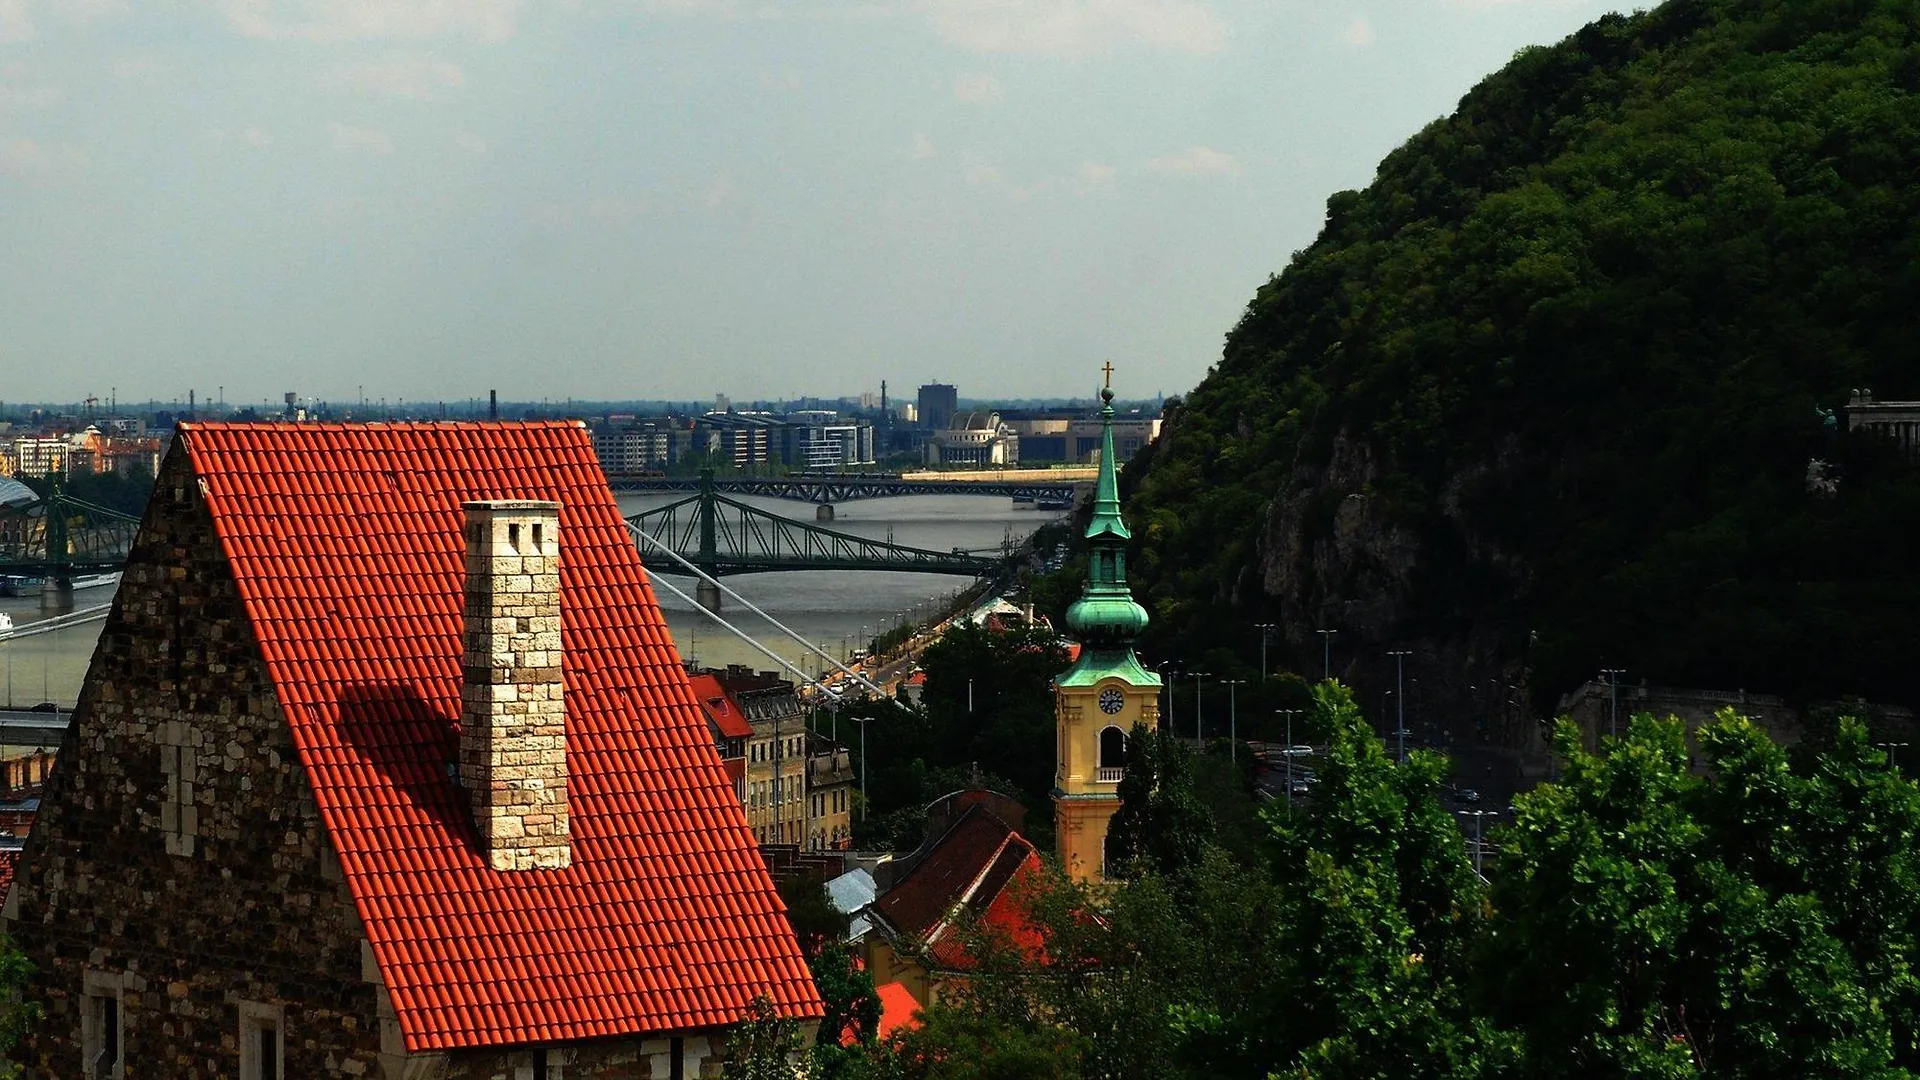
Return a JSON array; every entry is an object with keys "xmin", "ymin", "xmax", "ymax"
[{"xmin": 5, "ymin": 443, "xmax": 389, "ymax": 1077}]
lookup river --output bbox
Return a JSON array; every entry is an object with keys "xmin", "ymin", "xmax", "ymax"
[{"xmin": 0, "ymin": 492, "xmax": 1052, "ymax": 707}]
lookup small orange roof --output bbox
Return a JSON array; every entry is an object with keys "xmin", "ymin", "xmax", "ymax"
[
  {"xmin": 691, "ymin": 672, "xmax": 755, "ymax": 740},
  {"xmin": 875, "ymin": 981, "xmax": 922, "ymax": 1040}
]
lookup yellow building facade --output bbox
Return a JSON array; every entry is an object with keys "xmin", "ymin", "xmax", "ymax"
[{"xmin": 1052, "ymin": 378, "xmax": 1160, "ymax": 883}]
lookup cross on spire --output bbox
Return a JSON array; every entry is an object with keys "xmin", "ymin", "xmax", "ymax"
[{"xmin": 1101, "ymin": 361, "xmax": 1115, "ymax": 389}]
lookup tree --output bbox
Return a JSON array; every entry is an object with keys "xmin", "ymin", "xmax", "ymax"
[
  {"xmin": 0, "ymin": 935, "xmax": 36, "ymax": 1080},
  {"xmin": 1483, "ymin": 709, "xmax": 1920, "ymax": 1079},
  {"xmin": 724, "ymin": 995, "xmax": 809, "ymax": 1080},
  {"xmin": 1106, "ymin": 723, "xmax": 1215, "ymax": 878}
]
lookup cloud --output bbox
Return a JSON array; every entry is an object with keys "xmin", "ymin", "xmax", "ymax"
[
  {"xmin": 218, "ymin": 0, "xmax": 519, "ymax": 44},
  {"xmin": 206, "ymin": 125, "xmax": 274, "ymax": 147},
  {"xmin": 0, "ymin": 0, "xmax": 31, "ymax": 43},
  {"xmin": 921, "ymin": 0, "xmax": 1225, "ymax": 59},
  {"xmin": 328, "ymin": 121, "xmax": 393, "ymax": 154},
  {"xmin": 0, "ymin": 136, "xmax": 85, "ymax": 180},
  {"xmin": 1075, "ymin": 160, "xmax": 1115, "ymax": 186},
  {"xmin": 963, "ymin": 162, "xmax": 1002, "ymax": 186},
  {"xmin": 455, "ymin": 132, "xmax": 487, "ymax": 154},
  {"xmin": 1339, "ymin": 16, "xmax": 1373, "ymax": 45},
  {"xmin": 908, "ymin": 132, "xmax": 936, "ymax": 160},
  {"xmin": 1146, "ymin": 144, "xmax": 1239, "ymax": 176},
  {"xmin": 324, "ymin": 52, "xmax": 466, "ymax": 100},
  {"xmin": 952, "ymin": 71, "xmax": 1004, "ymax": 105}
]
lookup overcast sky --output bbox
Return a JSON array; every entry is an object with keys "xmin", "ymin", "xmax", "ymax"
[{"xmin": 0, "ymin": 0, "xmax": 1629, "ymax": 407}]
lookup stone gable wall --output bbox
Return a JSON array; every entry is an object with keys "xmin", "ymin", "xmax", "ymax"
[{"xmin": 6, "ymin": 443, "xmax": 389, "ymax": 1077}]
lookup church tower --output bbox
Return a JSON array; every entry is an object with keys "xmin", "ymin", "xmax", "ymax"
[{"xmin": 1053, "ymin": 370, "xmax": 1159, "ymax": 883}]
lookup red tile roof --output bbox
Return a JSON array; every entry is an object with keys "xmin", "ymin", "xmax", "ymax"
[
  {"xmin": 176, "ymin": 422, "xmax": 822, "ymax": 1052},
  {"xmin": 873, "ymin": 981, "xmax": 922, "ymax": 1041},
  {"xmin": 871, "ymin": 803, "xmax": 1044, "ymax": 970},
  {"xmin": 690, "ymin": 673, "xmax": 755, "ymax": 740}
]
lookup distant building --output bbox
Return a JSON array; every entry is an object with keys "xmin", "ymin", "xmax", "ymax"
[
  {"xmin": 591, "ymin": 417, "xmax": 690, "ymax": 473},
  {"xmin": 926, "ymin": 411, "xmax": 1019, "ymax": 467},
  {"xmin": 1002, "ymin": 412, "xmax": 1162, "ymax": 464},
  {"xmin": 1846, "ymin": 391, "xmax": 1920, "ymax": 457},
  {"xmin": 917, "ymin": 384, "xmax": 958, "ymax": 432},
  {"xmin": 693, "ymin": 666, "xmax": 854, "ymax": 849},
  {"xmin": 797, "ymin": 424, "xmax": 876, "ymax": 471}
]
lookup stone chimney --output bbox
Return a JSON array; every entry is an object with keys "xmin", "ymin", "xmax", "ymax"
[{"xmin": 460, "ymin": 500, "xmax": 570, "ymax": 870}]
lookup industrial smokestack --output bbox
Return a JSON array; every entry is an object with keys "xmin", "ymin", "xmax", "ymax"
[{"xmin": 489, "ymin": 390, "xmax": 498, "ymax": 421}]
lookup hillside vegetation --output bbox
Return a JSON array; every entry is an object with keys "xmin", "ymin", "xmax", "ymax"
[{"xmin": 1127, "ymin": 0, "xmax": 1920, "ymax": 711}]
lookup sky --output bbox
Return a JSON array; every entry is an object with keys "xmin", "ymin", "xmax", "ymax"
[{"xmin": 0, "ymin": 0, "xmax": 1634, "ymax": 408}]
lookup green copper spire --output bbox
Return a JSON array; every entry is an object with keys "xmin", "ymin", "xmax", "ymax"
[{"xmin": 1064, "ymin": 377, "xmax": 1152, "ymax": 654}]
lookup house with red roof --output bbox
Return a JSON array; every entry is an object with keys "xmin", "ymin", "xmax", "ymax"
[
  {"xmin": 4, "ymin": 422, "xmax": 822, "ymax": 1079},
  {"xmin": 861, "ymin": 789, "xmax": 1045, "ymax": 1009}
]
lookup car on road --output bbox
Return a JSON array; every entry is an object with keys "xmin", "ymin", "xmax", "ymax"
[
  {"xmin": 1281, "ymin": 744, "xmax": 1314, "ymax": 757},
  {"xmin": 1456, "ymin": 788, "xmax": 1482, "ymax": 804}
]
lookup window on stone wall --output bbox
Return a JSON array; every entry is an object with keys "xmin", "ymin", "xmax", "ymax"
[
  {"xmin": 82, "ymin": 974, "xmax": 122, "ymax": 1080},
  {"xmin": 238, "ymin": 1001, "xmax": 283, "ymax": 1080}
]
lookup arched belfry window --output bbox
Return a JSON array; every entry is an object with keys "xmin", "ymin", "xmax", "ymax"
[{"xmin": 1099, "ymin": 726, "xmax": 1127, "ymax": 769}]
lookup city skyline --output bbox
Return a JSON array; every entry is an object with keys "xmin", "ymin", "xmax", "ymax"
[{"xmin": 2, "ymin": 0, "xmax": 1632, "ymax": 403}]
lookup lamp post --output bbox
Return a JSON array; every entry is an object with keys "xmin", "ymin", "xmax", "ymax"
[
  {"xmin": 1222, "ymin": 679, "xmax": 1246, "ymax": 762},
  {"xmin": 1876, "ymin": 741, "xmax": 1911, "ymax": 771},
  {"xmin": 1191, "ymin": 671, "xmax": 1210, "ymax": 748},
  {"xmin": 1316, "ymin": 629, "xmax": 1339, "ymax": 682},
  {"xmin": 1599, "ymin": 668, "xmax": 1627, "ymax": 739},
  {"xmin": 1457, "ymin": 809, "xmax": 1497, "ymax": 875},
  {"xmin": 1254, "ymin": 624, "xmax": 1276, "ymax": 683},
  {"xmin": 1387, "ymin": 650, "xmax": 1412, "ymax": 762},
  {"xmin": 1155, "ymin": 661, "xmax": 1181, "ymax": 733},
  {"xmin": 854, "ymin": 715, "xmax": 872, "ymax": 820},
  {"xmin": 1276, "ymin": 708, "xmax": 1304, "ymax": 807}
]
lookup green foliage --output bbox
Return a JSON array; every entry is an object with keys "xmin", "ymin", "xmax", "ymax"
[
  {"xmin": 1483, "ymin": 709, "xmax": 1920, "ymax": 1078},
  {"xmin": 1126, "ymin": 0, "xmax": 1920, "ymax": 706},
  {"xmin": 17, "ymin": 470, "xmax": 154, "ymax": 520},
  {"xmin": 808, "ymin": 944, "xmax": 883, "ymax": 1078},
  {"xmin": 848, "ymin": 623, "xmax": 1069, "ymax": 850},
  {"xmin": 724, "ymin": 994, "xmax": 809, "ymax": 1080},
  {"xmin": 777, "ymin": 878, "xmax": 849, "ymax": 961},
  {"xmin": 1107, "ymin": 724, "xmax": 1216, "ymax": 878},
  {"xmin": 0, "ymin": 934, "xmax": 37, "ymax": 1080}
]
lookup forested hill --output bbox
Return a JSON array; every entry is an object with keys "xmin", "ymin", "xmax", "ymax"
[{"xmin": 1125, "ymin": 0, "xmax": 1920, "ymax": 718}]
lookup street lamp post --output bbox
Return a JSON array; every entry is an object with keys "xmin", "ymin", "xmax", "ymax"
[
  {"xmin": 1600, "ymin": 668, "xmax": 1627, "ymax": 739},
  {"xmin": 854, "ymin": 715, "xmax": 872, "ymax": 820},
  {"xmin": 1254, "ymin": 624, "xmax": 1276, "ymax": 683},
  {"xmin": 1457, "ymin": 809, "xmax": 1497, "ymax": 875},
  {"xmin": 1876, "ymin": 741, "xmax": 1911, "ymax": 771},
  {"xmin": 1223, "ymin": 679, "xmax": 1246, "ymax": 762},
  {"xmin": 1276, "ymin": 708, "xmax": 1304, "ymax": 807},
  {"xmin": 1191, "ymin": 672, "xmax": 1210, "ymax": 748},
  {"xmin": 1388, "ymin": 650, "xmax": 1412, "ymax": 762},
  {"xmin": 1156, "ymin": 661, "xmax": 1181, "ymax": 733},
  {"xmin": 1317, "ymin": 629, "xmax": 1339, "ymax": 682}
]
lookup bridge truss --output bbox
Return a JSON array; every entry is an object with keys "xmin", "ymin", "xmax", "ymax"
[
  {"xmin": 627, "ymin": 474, "xmax": 1003, "ymax": 578},
  {"xmin": 0, "ymin": 483, "xmax": 142, "ymax": 583},
  {"xmin": 607, "ymin": 472, "xmax": 1082, "ymax": 505}
]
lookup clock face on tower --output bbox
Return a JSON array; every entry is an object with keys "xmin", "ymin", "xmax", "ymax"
[{"xmin": 1098, "ymin": 687, "xmax": 1125, "ymax": 715}]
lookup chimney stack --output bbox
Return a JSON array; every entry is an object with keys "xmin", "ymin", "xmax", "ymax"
[{"xmin": 460, "ymin": 500, "xmax": 569, "ymax": 870}]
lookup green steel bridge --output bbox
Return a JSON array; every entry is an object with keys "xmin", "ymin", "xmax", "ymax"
[
  {"xmin": 627, "ymin": 472, "xmax": 1006, "ymax": 580},
  {"xmin": 0, "ymin": 481, "xmax": 142, "ymax": 590}
]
